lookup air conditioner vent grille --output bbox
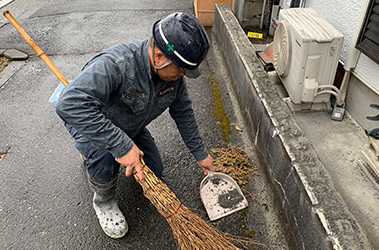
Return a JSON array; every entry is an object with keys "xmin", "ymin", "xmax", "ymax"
[{"xmin": 273, "ymin": 20, "xmax": 291, "ymax": 78}]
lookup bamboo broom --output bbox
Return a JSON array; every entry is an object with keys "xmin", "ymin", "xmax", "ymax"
[{"xmin": 136, "ymin": 159, "xmax": 240, "ymax": 250}]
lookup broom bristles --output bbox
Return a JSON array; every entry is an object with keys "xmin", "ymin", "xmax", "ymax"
[{"xmin": 134, "ymin": 160, "xmax": 240, "ymax": 250}]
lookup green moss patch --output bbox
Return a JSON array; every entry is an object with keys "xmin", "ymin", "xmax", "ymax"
[
  {"xmin": 209, "ymin": 70, "xmax": 231, "ymax": 143},
  {"xmin": 0, "ymin": 56, "xmax": 10, "ymax": 73}
]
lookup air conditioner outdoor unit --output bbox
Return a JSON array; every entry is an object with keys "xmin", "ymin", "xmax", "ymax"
[{"xmin": 273, "ymin": 8, "xmax": 344, "ymax": 105}]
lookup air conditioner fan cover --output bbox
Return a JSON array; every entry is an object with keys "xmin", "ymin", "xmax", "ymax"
[{"xmin": 273, "ymin": 20, "xmax": 291, "ymax": 78}]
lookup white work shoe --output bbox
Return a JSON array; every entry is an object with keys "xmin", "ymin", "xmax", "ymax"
[{"xmin": 93, "ymin": 193, "xmax": 128, "ymax": 239}]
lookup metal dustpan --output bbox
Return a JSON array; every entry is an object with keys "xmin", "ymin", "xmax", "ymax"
[{"xmin": 200, "ymin": 170, "xmax": 248, "ymax": 221}]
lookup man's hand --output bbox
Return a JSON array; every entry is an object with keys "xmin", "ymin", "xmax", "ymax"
[
  {"xmin": 197, "ymin": 154, "xmax": 216, "ymax": 175},
  {"xmin": 115, "ymin": 145, "xmax": 145, "ymax": 182}
]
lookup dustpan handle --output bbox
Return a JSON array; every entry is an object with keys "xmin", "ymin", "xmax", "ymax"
[
  {"xmin": 200, "ymin": 170, "xmax": 214, "ymax": 190},
  {"xmin": 206, "ymin": 169, "xmax": 214, "ymax": 177}
]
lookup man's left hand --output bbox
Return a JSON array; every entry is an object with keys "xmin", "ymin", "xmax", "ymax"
[{"xmin": 197, "ymin": 154, "xmax": 216, "ymax": 175}]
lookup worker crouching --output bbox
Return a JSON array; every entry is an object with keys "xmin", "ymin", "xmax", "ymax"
[{"xmin": 55, "ymin": 12, "xmax": 215, "ymax": 238}]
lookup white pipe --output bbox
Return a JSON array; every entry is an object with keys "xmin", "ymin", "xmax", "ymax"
[
  {"xmin": 317, "ymin": 90, "xmax": 341, "ymax": 106},
  {"xmin": 318, "ymin": 85, "xmax": 341, "ymax": 96},
  {"xmin": 338, "ymin": 70, "xmax": 351, "ymax": 107}
]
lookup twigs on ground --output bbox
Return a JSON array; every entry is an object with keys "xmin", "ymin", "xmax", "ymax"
[
  {"xmin": 226, "ymin": 234, "xmax": 271, "ymax": 250},
  {"xmin": 211, "ymin": 146, "xmax": 271, "ymax": 250},
  {"xmin": 211, "ymin": 145, "xmax": 257, "ymax": 186},
  {"xmin": 244, "ymin": 186, "xmax": 266, "ymax": 206}
]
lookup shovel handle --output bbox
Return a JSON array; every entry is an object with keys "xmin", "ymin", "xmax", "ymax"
[{"xmin": 3, "ymin": 11, "xmax": 69, "ymax": 86}]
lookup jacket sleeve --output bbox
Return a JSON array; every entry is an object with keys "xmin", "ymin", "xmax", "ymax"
[
  {"xmin": 55, "ymin": 55, "xmax": 134, "ymax": 159},
  {"xmin": 168, "ymin": 78, "xmax": 209, "ymax": 162}
]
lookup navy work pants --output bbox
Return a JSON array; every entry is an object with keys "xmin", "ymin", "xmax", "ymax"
[{"xmin": 65, "ymin": 124, "xmax": 164, "ymax": 180}]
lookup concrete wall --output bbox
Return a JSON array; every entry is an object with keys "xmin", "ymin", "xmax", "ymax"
[{"xmin": 213, "ymin": 4, "xmax": 371, "ymax": 249}]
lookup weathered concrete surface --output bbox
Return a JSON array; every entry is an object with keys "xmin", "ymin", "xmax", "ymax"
[
  {"xmin": 0, "ymin": 60, "xmax": 24, "ymax": 88},
  {"xmin": 295, "ymin": 111, "xmax": 379, "ymax": 249},
  {"xmin": 2, "ymin": 48, "xmax": 28, "ymax": 60},
  {"xmin": 0, "ymin": 1, "xmax": 290, "ymax": 249},
  {"xmin": 212, "ymin": 4, "xmax": 371, "ymax": 250}
]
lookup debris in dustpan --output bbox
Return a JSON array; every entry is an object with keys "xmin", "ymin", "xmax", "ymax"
[
  {"xmin": 200, "ymin": 170, "xmax": 248, "ymax": 221},
  {"xmin": 211, "ymin": 145, "xmax": 256, "ymax": 186},
  {"xmin": 200, "ymin": 145, "xmax": 256, "ymax": 220}
]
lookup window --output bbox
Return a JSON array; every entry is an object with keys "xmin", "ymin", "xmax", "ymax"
[{"xmin": 356, "ymin": 0, "xmax": 379, "ymax": 64}]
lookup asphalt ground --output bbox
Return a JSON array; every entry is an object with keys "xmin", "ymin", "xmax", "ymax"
[{"xmin": 0, "ymin": 1, "xmax": 289, "ymax": 249}]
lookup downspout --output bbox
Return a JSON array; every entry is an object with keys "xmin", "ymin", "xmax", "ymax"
[{"xmin": 337, "ymin": 0, "xmax": 372, "ymax": 107}]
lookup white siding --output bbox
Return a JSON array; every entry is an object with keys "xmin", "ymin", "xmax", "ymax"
[
  {"xmin": 306, "ymin": 0, "xmax": 379, "ymax": 91},
  {"xmin": 355, "ymin": 54, "xmax": 379, "ymax": 92}
]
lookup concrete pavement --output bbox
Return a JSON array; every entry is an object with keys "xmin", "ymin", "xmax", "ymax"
[
  {"xmin": 2, "ymin": 1, "xmax": 377, "ymax": 250},
  {"xmin": 0, "ymin": 1, "xmax": 289, "ymax": 249}
]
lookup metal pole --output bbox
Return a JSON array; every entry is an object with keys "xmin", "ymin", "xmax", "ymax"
[{"xmin": 260, "ymin": 0, "xmax": 267, "ymax": 30}]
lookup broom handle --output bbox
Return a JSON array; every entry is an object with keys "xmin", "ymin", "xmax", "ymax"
[{"xmin": 3, "ymin": 11, "xmax": 69, "ymax": 87}]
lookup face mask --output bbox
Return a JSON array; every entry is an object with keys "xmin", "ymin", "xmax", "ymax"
[{"xmin": 152, "ymin": 40, "xmax": 174, "ymax": 74}]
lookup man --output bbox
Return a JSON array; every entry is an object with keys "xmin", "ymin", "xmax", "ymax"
[{"xmin": 55, "ymin": 12, "xmax": 215, "ymax": 239}]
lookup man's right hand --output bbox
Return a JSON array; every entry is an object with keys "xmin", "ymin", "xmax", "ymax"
[{"xmin": 115, "ymin": 145, "xmax": 145, "ymax": 182}]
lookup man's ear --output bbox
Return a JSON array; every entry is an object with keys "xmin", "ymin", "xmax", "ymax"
[{"xmin": 154, "ymin": 50, "xmax": 167, "ymax": 65}]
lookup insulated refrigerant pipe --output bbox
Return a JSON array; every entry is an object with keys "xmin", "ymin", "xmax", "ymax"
[{"xmin": 3, "ymin": 10, "xmax": 69, "ymax": 86}]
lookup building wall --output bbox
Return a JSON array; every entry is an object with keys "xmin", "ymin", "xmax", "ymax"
[
  {"xmin": 304, "ymin": 0, "xmax": 379, "ymax": 127},
  {"xmin": 305, "ymin": 0, "xmax": 364, "ymax": 62},
  {"xmin": 355, "ymin": 54, "xmax": 379, "ymax": 92},
  {"xmin": 346, "ymin": 73, "xmax": 379, "ymax": 130}
]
